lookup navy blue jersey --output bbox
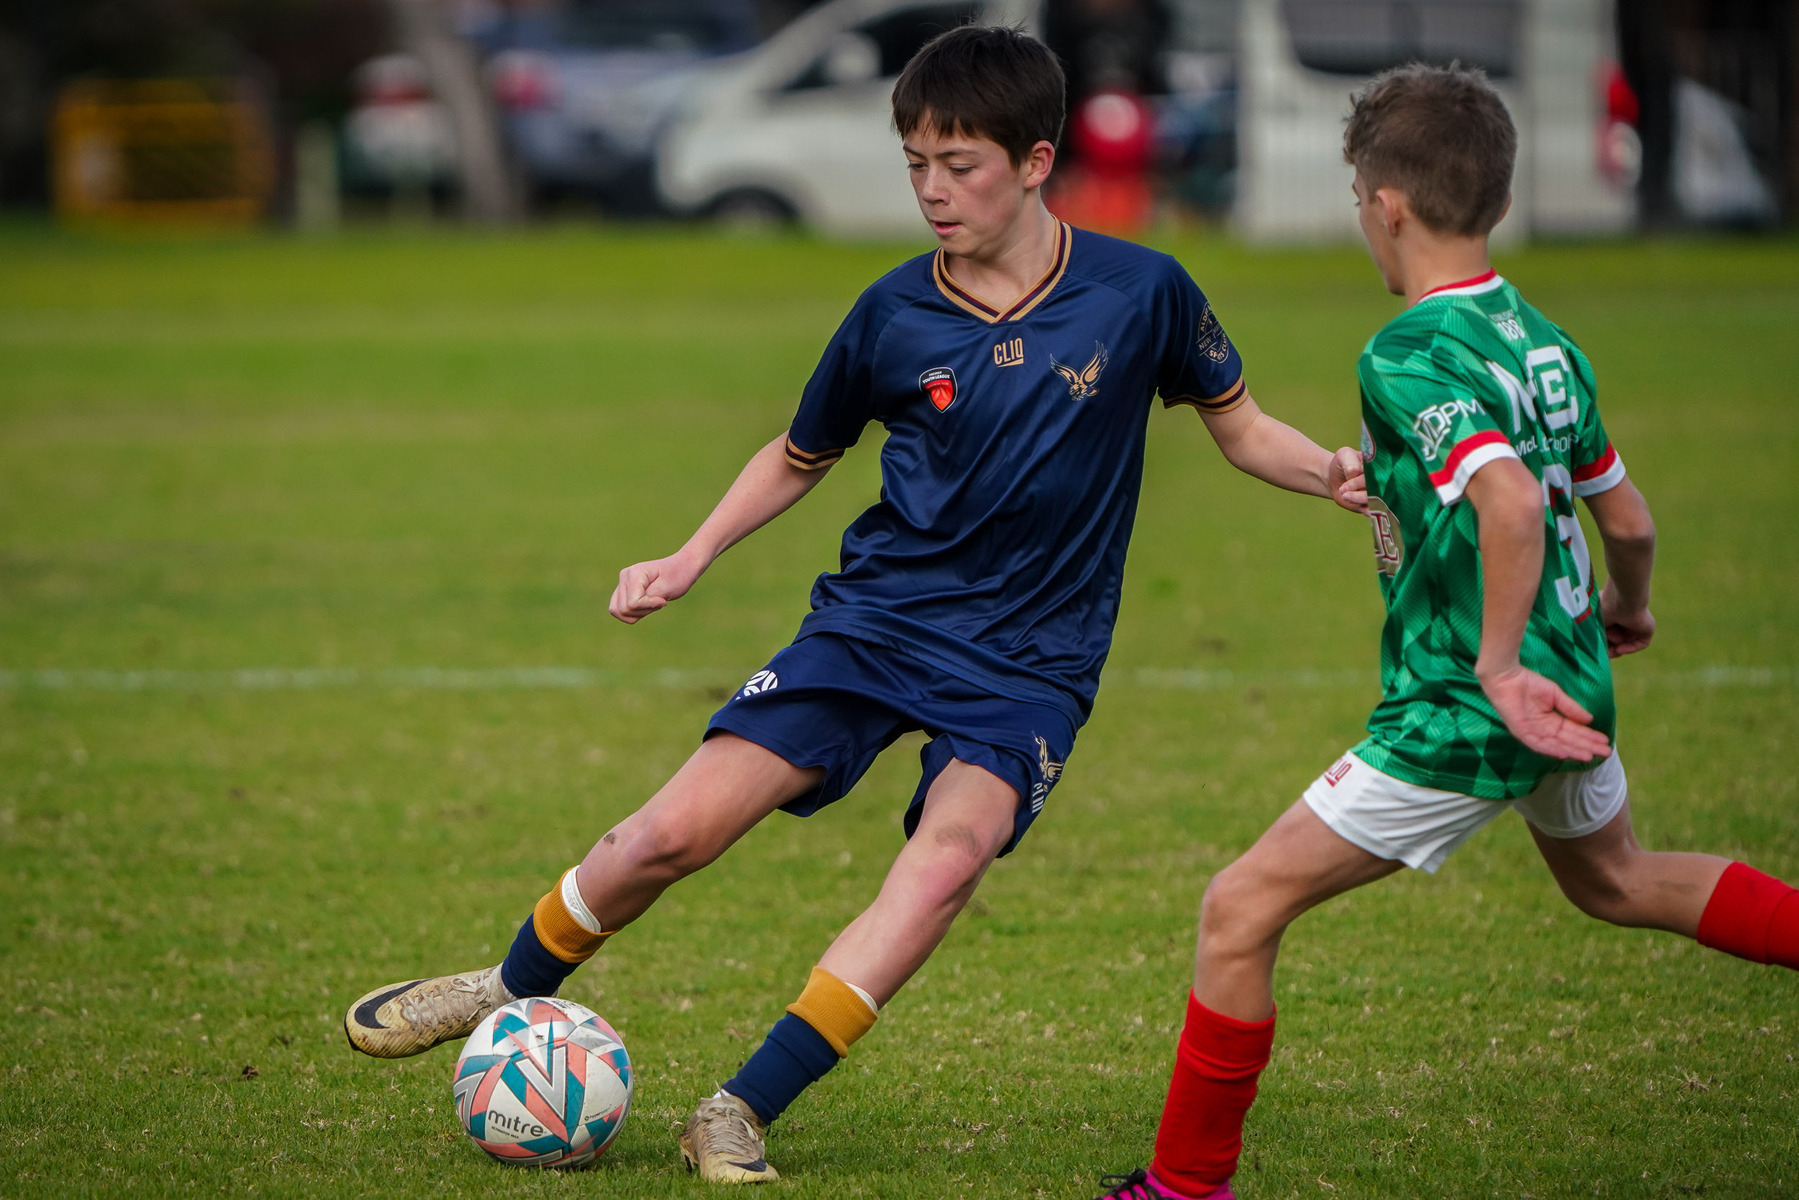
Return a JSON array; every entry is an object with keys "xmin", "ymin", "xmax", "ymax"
[{"xmin": 785, "ymin": 223, "xmax": 1244, "ymax": 724}]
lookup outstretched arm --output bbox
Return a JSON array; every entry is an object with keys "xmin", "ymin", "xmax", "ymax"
[
  {"xmin": 609, "ymin": 433, "xmax": 831, "ymax": 624},
  {"xmin": 1464, "ymin": 458, "xmax": 1612, "ymax": 761},
  {"xmin": 1197, "ymin": 391, "xmax": 1367, "ymax": 513},
  {"xmin": 1582, "ymin": 478, "xmax": 1656, "ymax": 657}
]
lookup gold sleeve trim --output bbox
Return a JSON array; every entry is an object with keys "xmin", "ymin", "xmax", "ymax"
[
  {"xmin": 785, "ymin": 436, "xmax": 844, "ymax": 470},
  {"xmin": 1162, "ymin": 376, "xmax": 1248, "ymax": 414}
]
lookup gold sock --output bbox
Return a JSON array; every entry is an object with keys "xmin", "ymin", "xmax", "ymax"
[
  {"xmin": 532, "ymin": 868, "xmax": 613, "ymax": 964},
  {"xmin": 785, "ymin": 966, "xmax": 878, "ymax": 1057}
]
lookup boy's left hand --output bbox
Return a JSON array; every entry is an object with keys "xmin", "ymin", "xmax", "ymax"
[
  {"xmin": 1328, "ymin": 446, "xmax": 1368, "ymax": 514},
  {"xmin": 1479, "ymin": 664, "xmax": 1613, "ymax": 762}
]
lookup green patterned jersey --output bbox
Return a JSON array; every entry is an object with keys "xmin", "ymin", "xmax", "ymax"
[{"xmin": 1352, "ymin": 272, "xmax": 1627, "ymax": 798}]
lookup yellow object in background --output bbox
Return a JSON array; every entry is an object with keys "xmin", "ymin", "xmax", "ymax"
[{"xmin": 53, "ymin": 79, "xmax": 274, "ymax": 225}]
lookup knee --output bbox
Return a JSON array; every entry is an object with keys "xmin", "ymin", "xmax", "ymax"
[
  {"xmin": 617, "ymin": 810, "xmax": 719, "ymax": 881},
  {"xmin": 1556, "ymin": 861, "xmax": 1639, "ymax": 926},
  {"xmin": 1198, "ymin": 866, "xmax": 1286, "ymax": 958},
  {"xmin": 914, "ymin": 822, "xmax": 1000, "ymax": 908}
]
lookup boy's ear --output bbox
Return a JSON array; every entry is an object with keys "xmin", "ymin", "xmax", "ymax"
[
  {"xmin": 1372, "ymin": 186, "xmax": 1410, "ymax": 238},
  {"xmin": 1022, "ymin": 140, "xmax": 1056, "ymax": 190}
]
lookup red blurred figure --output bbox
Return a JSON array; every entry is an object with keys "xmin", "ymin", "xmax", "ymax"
[
  {"xmin": 1052, "ymin": 88, "xmax": 1155, "ymax": 235},
  {"xmin": 1597, "ymin": 59, "xmax": 1642, "ymax": 187}
]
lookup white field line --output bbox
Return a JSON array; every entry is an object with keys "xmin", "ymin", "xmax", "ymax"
[{"xmin": 0, "ymin": 665, "xmax": 1792, "ymax": 692}]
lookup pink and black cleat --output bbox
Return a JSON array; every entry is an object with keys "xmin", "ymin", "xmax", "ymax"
[{"xmin": 1092, "ymin": 1167, "xmax": 1234, "ymax": 1200}]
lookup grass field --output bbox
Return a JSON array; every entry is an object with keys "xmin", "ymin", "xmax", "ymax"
[{"xmin": 1, "ymin": 222, "xmax": 1796, "ymax": 1199}]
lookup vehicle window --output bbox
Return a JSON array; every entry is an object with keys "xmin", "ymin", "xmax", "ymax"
[
  {"xmin": 786, "ymin": 3, "xmax": 981, "ymax": 90},
  {"xmin": 558, "ymin": 0, "xmax": 757, "ymax": 53},
  {"xmin": 1278, "ymin": 0, "xmax": 1521, "ymax": 79}
]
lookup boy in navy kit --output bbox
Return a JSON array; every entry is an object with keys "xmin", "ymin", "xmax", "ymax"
[{"xmin": 345, "ymin": 26, "xmax": 1364, "ymax": 1181}]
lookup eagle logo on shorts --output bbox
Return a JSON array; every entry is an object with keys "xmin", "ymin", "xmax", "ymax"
[
  {"xmin": 1034, "ymin": 736, "xmax": 1063, "ymax": 784},
  {"xmin": 1050, "ymin": 342, "xmax": 1108, "ymax": 402}
]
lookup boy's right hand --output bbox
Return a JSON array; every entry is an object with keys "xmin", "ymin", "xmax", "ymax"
[
  {"xmin": 1477, "ymin": 663, "xmax": 1613, "ymax": 762},
  {"xmin": 1597, "ymin": 579, "xmax": 1655, "ymax": 657},
  {"xmin": 610, "ymin": 552, "xmax": 704, "ymax": 624}
]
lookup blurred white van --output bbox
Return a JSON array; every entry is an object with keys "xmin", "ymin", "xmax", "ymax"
[
  {"xmin": 657, "ymin": 0, "xmax": 1034, "ymax": 236},
  {"xmin": 1235, "ymin": 0, "xmax": 1631, "ymax": 241}
]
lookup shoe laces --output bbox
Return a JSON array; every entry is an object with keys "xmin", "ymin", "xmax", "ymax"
[
  {"xmin": 1096, "ymin": 1168, "xmax": 1160, "ymax": 1200},
  {"xmin": 395, "ymin": 973, "xmax": 479, "ymax": 1031},
  {"xmin": 694, "ymin": 1095, "xmax": 767, "ymax": 1162}
]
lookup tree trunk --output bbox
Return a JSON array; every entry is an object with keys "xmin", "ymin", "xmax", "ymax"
[{"xmin": 386, "ymin": 0, "xmax": 519, "ymax": 223}]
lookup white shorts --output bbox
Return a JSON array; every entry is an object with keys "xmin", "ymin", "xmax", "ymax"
[{"xmin": 1302, "ymin": 750, "xmax": 1628, "ymax": 873}]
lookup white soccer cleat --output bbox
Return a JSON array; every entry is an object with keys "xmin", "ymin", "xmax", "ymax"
[
  {"xmin": 344, "ymin": 965, "xmax": 516, "ymax": 1059},
  {"xmin": 679, "ymin": 1091, "xmax": 781, "ymax": 1183}
]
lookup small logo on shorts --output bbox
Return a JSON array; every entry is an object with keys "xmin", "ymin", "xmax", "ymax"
[
  {"xmin": 1323, "ymin": 757, "xmax": 1353, "ymax": 787},
  {"xmin": 1030, "ymin": 735, "xmax": 1065, "ymax": 814},
  {"xmin": 737, "ymin": 669, "xmax": 778, "ymax": 698}
]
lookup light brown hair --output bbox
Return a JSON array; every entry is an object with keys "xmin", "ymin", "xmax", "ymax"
[{"xmin": 1343, "ymin": 63, "xmax": 1516, "ymax": 236}]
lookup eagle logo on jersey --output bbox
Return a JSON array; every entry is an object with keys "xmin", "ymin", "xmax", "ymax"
[
  {"xmin": 920, "ymin": 366, "xmax": 957, "ymax": 412},
  {"xmin": 1196, "ymin": 304, "xmax": 1232, "ymax": 363},
  {"xmin": 1050, "ymin": 342, "xmax": 1108, "ymax": 401}
]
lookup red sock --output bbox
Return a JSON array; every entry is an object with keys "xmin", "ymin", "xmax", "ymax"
[
  {"xmin": 1149, "ymin": 992, "xmax": 1276, "ymax": 1196},
  {"xmin": 1697, "ymin": 862, "xmax": 1799, "ymax": 968}
]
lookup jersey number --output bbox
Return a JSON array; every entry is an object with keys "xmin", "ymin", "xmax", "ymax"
[{"xmin": 1541, "ymin": 463, "xmax": 1592, "ymax": 620}]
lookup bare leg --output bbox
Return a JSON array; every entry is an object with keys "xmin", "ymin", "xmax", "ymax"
[
  {"xmin": 1529, "ymin": 799, "xmax": 1729, "ymax": 936},
  {"xmin": 573, "ymin": 732, "xmax": 824, "ymax": 930},
  {"xmin": 1194, "ymin": 800, "xmax": 1402, "ymax": 1021},
  {"xmin": 817, "ymin": 759, "xmax": 1019, "ymax": 1004}
]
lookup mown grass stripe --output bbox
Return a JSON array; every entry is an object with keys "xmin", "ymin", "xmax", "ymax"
[{"xmin": 0, "ymin": 665, "xmax": 1791, "ymax": 692}]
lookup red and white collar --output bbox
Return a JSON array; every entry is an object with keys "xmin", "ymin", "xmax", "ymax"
[{"xmin": 1418, "ymin": 269, "xmax": 1503, "ymax": 301}]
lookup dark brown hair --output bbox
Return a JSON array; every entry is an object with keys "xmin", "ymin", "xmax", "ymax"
[
  {"xmin": 892, "ymin": 25, "xmax": 1065, "ymax": 167},
  {"xmin": 1343, "ymin": 63, "xmax": 1516, "ymax": 236}
]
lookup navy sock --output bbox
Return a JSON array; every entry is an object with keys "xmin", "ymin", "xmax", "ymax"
[
  {"xmin": 499, "ymin": 914, "xmax": 577, "ymax": 998},
  {"xmin": 723, "ymin": 1012, "xmax": 840, "ymax": 1125}
]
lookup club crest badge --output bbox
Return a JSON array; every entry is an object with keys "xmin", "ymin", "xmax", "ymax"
[
  {"xmin": 920, "ymin": 366, "xmax": 958, "ymax": 412},
  {"xmin": 1367, "ymin": 497, "xmax": 1404, "ymax": 577},
  {"xmin": 1196, "ymin": 303, "xmax": 1232, "ymax": 364},
  {"xmin": 1050, "ymin": 342, "xmax": 1108, "ymax": 401}
]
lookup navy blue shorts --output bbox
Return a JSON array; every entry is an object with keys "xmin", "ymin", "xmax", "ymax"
[{"xmin": 705, "ymin": 634, "xmax": 1077, "ymax": 856}]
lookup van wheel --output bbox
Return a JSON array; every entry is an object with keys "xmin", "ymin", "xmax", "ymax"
[{"xmin": 708, "ymin": 189, "xmax": 798, "ymax": 230}]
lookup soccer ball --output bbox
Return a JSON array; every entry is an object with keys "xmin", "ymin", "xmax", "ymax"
[{"xmin": 452, "ymin": 996, "xmax": 633, "ymax": 1167}]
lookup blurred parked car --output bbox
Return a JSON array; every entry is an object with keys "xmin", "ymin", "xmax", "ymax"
[
  {"xmin": 656, "ymin": 0, "xmax": 1240, "ymax": 237},
  {"xmin": 344, "ymin": 0, "xmax": 760, "ymax": 211},
  {"xmin": 657, "ymin": 0, "xmax": 1034, "ymax": 236}
]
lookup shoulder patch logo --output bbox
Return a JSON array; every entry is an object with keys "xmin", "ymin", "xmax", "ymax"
[
  {"xmin": 920, "ymin": 366, "xmax": 957, "ymax": 412},
  {"xmin": 737, "ymin": 669, "xmax": 779, "ymax": 698},
  {"xmin": 1196, "ymin": 303, "xmax": 1232, "ymax": 363},
  {"xmin": 1050, "ymin": 342, "xmax": 1108, "ymax": 401}
]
